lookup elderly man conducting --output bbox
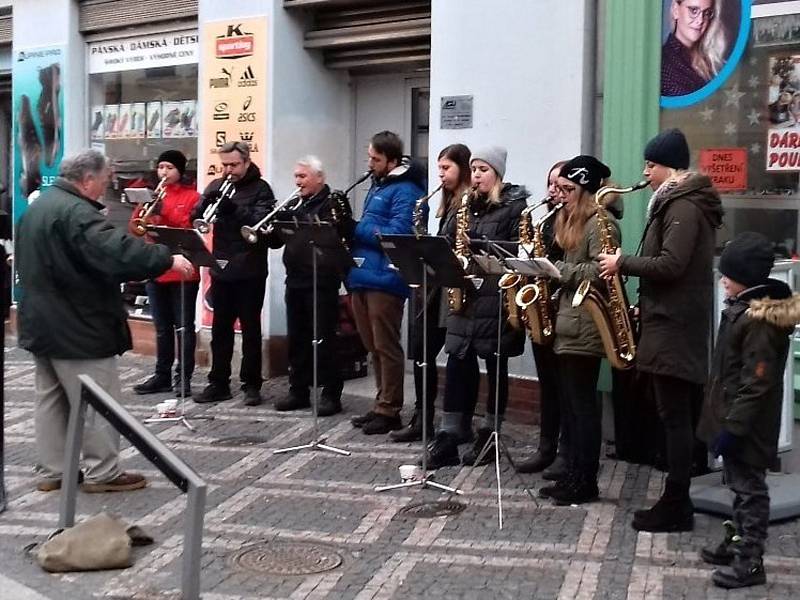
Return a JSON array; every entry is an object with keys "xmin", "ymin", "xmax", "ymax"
[{"xmin": 16, "ymin": 149, "xmax": 193, "ymax": 493}]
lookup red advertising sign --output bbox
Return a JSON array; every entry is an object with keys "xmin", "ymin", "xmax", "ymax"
[
  {"xmin": 699, "ymin": 148, "xmax": 747, "ymax": 191},
  {"xmin": 766, "ymin": 129, "xmax": 800, "ymax": 171},
  {"xmin": 216, "ymin": 35, "xmax": 254, "ymax": 59}
]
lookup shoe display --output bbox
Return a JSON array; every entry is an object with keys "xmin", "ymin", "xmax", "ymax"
[
  {"xmin": 317, "ymin": 395, "xmax": 343, "ymax": 417},
  {"xmin": 424, "ymin": 431, "xmax": 460, "ymax": 469},
  {"xmin": 712, "ymin": 553, "xmax": 766, "ymax": 589},
  {"xmin": 275, "ymin": 393, "xmax": 310, "ymax": 412},
  {"xmin": 542, "ymin": 454, "xmax": 569, "ymax": 481},
  {"xmin": 461, "ymin": 426, "xmax": 494, "ymax": 466},
  {"xmin": 362, "ymin": 414, "xmax": 402, "ymax": 435},
  {"xmin": 194, "ymin": 383, "xmax": 233, "ymax": 404},
  {"xmin": 700, "ymin": 520, "xmax": 738, "ymax": 566},
  {"xmin": 632, "ymin": 480, "xmax": 694, "ymax": 532},
  {"xmin": 80, "ymin": 472, "xmax": 147, "ymax": 494},
  {"xmin": 133, "ymin": 375, "xmax": 173, "ymax": 395},
  {"xmin": 242, "ymin": 386, "xmax": 262, "ymax": 406},
  {"xmin": 351, "ymin": 411, "xmax": 377, "ymax": 428}
]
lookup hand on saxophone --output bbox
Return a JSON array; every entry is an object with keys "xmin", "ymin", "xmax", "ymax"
[
  {"xmin": 598, "ymin": 248, "xmax": 622, "ymax": 279},
  {"xmin": 170, "ymin": 254, "xmax": 195, "ymax": 278}
]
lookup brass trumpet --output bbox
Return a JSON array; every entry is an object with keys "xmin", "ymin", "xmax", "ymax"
[
  {"xmin": 241, "ymin": 188, "xmax": 302, "ymax": 244},
  {"xmin": 194, "ymin": 175, "xmax": 234, "ymax": 234},
  {"xmin": 131, "ymin": 177, "xmax": 167, "ymax": 236}
]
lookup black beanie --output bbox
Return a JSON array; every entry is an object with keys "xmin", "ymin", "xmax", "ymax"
[
  {"xmin": 719, "ymin": 232, "xmax": 774, "ymax": 288},
  {"xmin": 559, "ymin": 155, "xmax": 612, "ymax": 194},
  {"xmin": 157, "ymin": 150, "xmax": 187, "ymax": 175},
  {"xmin": 644, "ymin": 128, "xmax": 690, "ymax": 170}
]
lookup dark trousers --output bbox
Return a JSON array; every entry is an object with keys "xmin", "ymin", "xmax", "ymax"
[
  {"xmin": 532, "ymin": 341, "xmax": 565, "ymax": 452},
  {"xmin": 286, "ymin": 285, "xmax": 342, "ymax": 399},
  {"xmin": 724, "ymin": 457, "xmax": 769, "ymax": 556},
  {"xmin": 146, "ymin": 280, "xmax": 199, "ymax": 382},
  {"xmin": 443, "ymin": 348, "xmax": 509, "ymax": 419},
  {"xmin": 208, "ymin": 277, "xmax": 266, "ymax": 389},
  {"xmin": 652, "ymin": 373, "xmax": 696, "ymax": 486},
  {"xmin": 558, "ymin": 354, "xmax": 601, "ymax": 479},
  {"xmin": 412, "ymin": 328, "xmax": 446, "ymax": 425}
]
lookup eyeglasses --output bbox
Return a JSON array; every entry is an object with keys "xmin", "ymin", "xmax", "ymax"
[
  {"xmin": 556, "ymin": 184, "xmax": 576, "ymax": 196},
  {"xmin": 682, "ymin": 3, "xmax": 715, "ymax": 22}
]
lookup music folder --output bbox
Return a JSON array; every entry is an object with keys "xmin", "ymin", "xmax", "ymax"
[
  {"xmin": 145, "ymin": 226, "xmax": 216, "ymax": 268},
  {"xmin": 272, "ymin": 218, "xmax": 355, "ymax": 275},
  {"xmin": 377, "ymin": 234, "xmax": 466, "ymax": 288},
  {"xmin": 504, "ymin": 257, "xmax": 561, "ymax": 279}
]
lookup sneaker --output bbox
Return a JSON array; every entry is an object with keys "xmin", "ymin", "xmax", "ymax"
[
  {"xmin": 712, "ymin": 554, "xmax": 766, "ymax": 589},
  {"xmin": 701, "ymin": 521, "xmax": 738, "ymax": 566},
  {"xmin": 242, "ymin": 387, "xmax": 262, "ymax": 406},
  {"xmin": 461, "ymin": 426, "xmax": 494, "ymax": 466},
  {"xmin": 133, "ymin": 375, "xmax": 173, "ymax": 395},
  {"xmin": 542, "ymin": 454, "xmax": 568, "ymax": 481},
  {"xmin": 423, "ymin": 431, "xmax": 460, "ymax": 469},
  {"xmin": 80, "ymin": 472, "xmax": 147, "ymax": 494},
  {"xmin": 317, "ymin": 396, "xmax": 343, "ymax": 417},
  {"xmin": 275, "ymin": 393, "xmax": 310, "ymax": 412},
  {"xmin": 194, "ymin": 383, "xmax": 233, "ymax": 404},
  {"xmin": 362, "ymin": 414, "xmax": 402, "ymax": 435},
  {"xmin": 36, "ymin": 471, "xmax": 84, "ymax": 492},
  {"xmin": 351, "ymin": 411, "xmax": 378, "ymax": 428}
]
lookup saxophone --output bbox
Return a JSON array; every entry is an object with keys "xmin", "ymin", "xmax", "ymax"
[
  {"xmin": 413, "ymin": 183, "xmax": 442, "ymax": 237},
  {"xmin": 329, "ymin": 170, "xmax": 372, "ymax": 252},
  {"xmin": 497, "ymin": 203, "xmax": 535, "ymax": 331},
  {"xmin": 447, "ymin": 188, "xmax": 473, "ymax": 314},
  {"xmin": 572, "ymin": 180, "xmax": 648, "ymax": 370},
  {"xmin": 515, "ymin": 201, "xmax": 564, "ymax": 345}
]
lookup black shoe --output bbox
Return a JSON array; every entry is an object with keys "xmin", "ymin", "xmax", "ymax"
[
  {"xmin": 133, "ymin": 375, "xmax": 173, "ymax": 395},
  {"xmin": 424, "ymin": 431, "xmax": 460, "ymax": 469},
  {"xmin": 712, "ymin": 554, "xmax": 766, "ymax": 589},
  {"xmin": 389, "ymin": 411, "xmax": 426, "ymax": 443},
  {"xmin": 461, "ymin": 427, "xmax": 494, "ymax": 466},
  {"xmin": 362, "ymin": 414, "xmax": 402, "ymax": 435},
  {"xmin": 539, "ymin": 469, "xmax": 576, "ymax": 499},
  {"xmin": 542, "ymin": 454, "xmax": 568, "ymax": 481},
  {"xmin": 351, "ymin": 411, "xmax": 378, "ymax": 428},
  {"xmin": 516, "ymin": 448, "xmax": 556, "ymax": 474},
  {"xmin": 242, "ymin": 386, "xmax": 262, "ymax": 406},
  {"xmin": 194, "ymin": 383, "xmax": 233, "ymax": 404},
  {"xmin": 275, "ymin": 393, "xmax": 310, "ymax": 412},
  {"xmin": 632, "ymin": 480, "xmax": 694, "ymax": 532},
  {"xmin": 550, "ymin": 474, "xmax": 599, "ymax": 506},
  {"xmin": 317, "ymin": 396, "xmax": 342, "ymax": 417},
  {"xmin": 701, "ymin": 520, "xmax": 738, "ymax": 566},
  {"xmin": 173, "ymin": 378, "xmax": 192, "ymax": 398}
]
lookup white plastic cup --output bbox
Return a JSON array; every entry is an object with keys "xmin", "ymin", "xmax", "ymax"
[{"xmin": 399, "ymin": 464, "xmax": 420, "ymax": 482}]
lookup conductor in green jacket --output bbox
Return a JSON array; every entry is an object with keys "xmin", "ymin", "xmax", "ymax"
[{"xmin": 16, "ymin": 149, "xmax": 194, "ymax": 494}]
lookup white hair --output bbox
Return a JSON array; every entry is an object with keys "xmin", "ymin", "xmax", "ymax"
[{"xmin": 296, "ymin": 155, "xmax": 324, "ymax": 176}]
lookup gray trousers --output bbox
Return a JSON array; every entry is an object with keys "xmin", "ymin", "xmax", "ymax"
[
  {"xmin": 724, "ymin": 457, "xmax": 770, "ymax": 556},
  {"xmin": 33, "ymin": 355, "xmax": 122, "ymax": 484}
]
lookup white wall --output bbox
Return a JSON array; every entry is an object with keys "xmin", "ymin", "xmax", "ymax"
[{"xmin": 428, "ymin": 0, "xmax": 592, "ymax": 377}]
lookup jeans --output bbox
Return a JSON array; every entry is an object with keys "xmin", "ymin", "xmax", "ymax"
[
  {"xmin": 146, "ymin": 280, "xmax": 199, "ymax": 382},
  {"xmin": 557, "ymin": 354, "xmax": 601, "ymax": 479}
]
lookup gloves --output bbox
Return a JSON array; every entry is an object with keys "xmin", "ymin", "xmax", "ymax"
[
  {"xmin": 217, "ymin": 196, "xmax": 237, "ymax": 216},
  {"xmin": 711, "ymin": 429, "xmax": 740, "ymax": 459}
]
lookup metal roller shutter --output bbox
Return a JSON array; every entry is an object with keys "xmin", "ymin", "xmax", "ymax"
[
  {"xmin": 0, "ymin": 13, "xmax": 11, "ymax": 46},
  {"xmin": 79, "ymin": 0, "xmax": 197, "ymax": 33},
  {"xmin": 284, "ymin": 0, "xmax": 431, "ymax": 73}
]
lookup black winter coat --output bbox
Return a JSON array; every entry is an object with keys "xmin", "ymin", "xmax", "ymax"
[
  {"xmin": 193, "ymin": 163, "xmax": 275, "ymax": 282},
  {"xmin": 444, "ymin": 183, "xmax": 528, "ymax": 359},
  {"xmin": 697, "ymin": 281, "xmax": 800, "ymax": 469},
  {"xmin": 17, "ymin": 178, "xmax": 173, "ymax": 358},
  {"xmin": 618, "ymin": 173, "xmax": 723, "ymax": 384}
]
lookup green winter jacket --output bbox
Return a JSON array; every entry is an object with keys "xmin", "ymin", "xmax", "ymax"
[{"xmin": 17, "ymin": 178, "xmax": 173, "ymax": 359}]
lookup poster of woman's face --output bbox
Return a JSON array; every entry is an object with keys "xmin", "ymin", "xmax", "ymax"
[{"xmin": 661, "ymin": 0, "xmax": 745, "ymax": 105}]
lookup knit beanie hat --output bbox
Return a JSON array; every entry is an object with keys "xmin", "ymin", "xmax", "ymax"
[
  {"xmin": 471, "ymin": 146, "xmax": 507, "ymax": 180},
  {"xmin": 157, "ymin": 150, "xmax": 188, "ymax": 175},
  {"xmin": 719, "ymin": 232, "xmax": 774, "ymax": 288},
  {"xmin": 559, "ymin": 155, "xmax": 611, "ymax": 194},
  {"xmin": 643, "ymin": 128, "xmax": 690, "ymax": 170}
]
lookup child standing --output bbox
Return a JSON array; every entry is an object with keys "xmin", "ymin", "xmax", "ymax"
[{"xmin": 698, "ymin": 232, "xmax": 800, "ymax": 588}]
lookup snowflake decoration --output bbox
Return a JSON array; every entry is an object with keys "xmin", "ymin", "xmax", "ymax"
[
  {"xmin": 724, "ymin": 122, "xmax": 737, "ymax": 135},
  {"xmin": 750, "ymin": 143, "xmax": 762, "ymax": 155},
  {"xmin": 748, "ymin": 75, "xmax": 760, "ymax": 89}
]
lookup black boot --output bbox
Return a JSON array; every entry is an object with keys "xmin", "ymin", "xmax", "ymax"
[
  {"xmin": 700, "ymin": 520, "xmax": 738, "ymax": 566},
  {"xmin": 317, "ymin": 394, "xmax": 342, "ymax": 417},
  {"xmin": 133, "ymin": 374, "xmax": 173, "ymax": 395},
  {"xmin": 712, "ymin": 549, "xmax": 766, "ymax": 589},
  {"xmin": 542, "ymin": 454, "xmax": 568, "ymax": 481},
  {"xmin": 632, "ymin": 480, "xmax": 694, "ymax": 532},
  {"xmin": 423, "ymin": 431, "xmax": 460, "ymax": 469},
  {"xmin": 516, "ymin": 439, "xmax": 556, "ymax": 474},
  {"xmin": 461, "ymin": 426, "xmax": 494, "ymax": 466},
  {"xmin": 550, "ymin": 471, "xmax": 599, "ymax": 505},
  {"xmin": 389, "ymin": 411, "xmax": 429, "ymax": 443},
  {"xmin": 539, "ymin": 469, "xmax": 576, "ymax": 499}
]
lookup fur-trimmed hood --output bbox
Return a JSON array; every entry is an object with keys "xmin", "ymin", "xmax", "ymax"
[{"xmin": 726, "ymin": 279, "xmax": 800, "ymax": 331}]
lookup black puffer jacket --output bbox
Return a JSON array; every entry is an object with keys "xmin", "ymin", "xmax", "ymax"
[
  {"xmin": 618, "ymin": 172, "xmax": 723, "ymax": 384},
  {"xmin": 444, "ymin": 183, "xmax": 529, "ymax": 359},
  {"xmin": 193, "ymin": 163, "xmax": 275, "ymax": 282},
  {"xmin": 697, "ymin": 281, "xmax": 800, "ymax": 468}
]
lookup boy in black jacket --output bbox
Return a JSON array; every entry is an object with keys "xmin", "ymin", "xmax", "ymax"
[{"xmin": 698, "ymin": 232, "xmax": 800, "ymax": 588}]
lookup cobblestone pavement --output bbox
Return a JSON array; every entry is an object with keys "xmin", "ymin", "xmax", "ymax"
[{"xmin": 2, "ymin": 344, "xmax": 800, "ymax": 599}]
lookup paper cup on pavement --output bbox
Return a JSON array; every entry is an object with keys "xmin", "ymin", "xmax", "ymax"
[{"xmin": 399, "ymin": 464, "xmax": 420, "ymax": 482}]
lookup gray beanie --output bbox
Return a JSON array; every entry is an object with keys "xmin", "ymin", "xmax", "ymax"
[{"xmin": 471, "ymin": 146, "xmax": 507, "ymax": 179}]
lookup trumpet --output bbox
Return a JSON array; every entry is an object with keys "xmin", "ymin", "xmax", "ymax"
[
  {"xmin": 131, "ymin": 177, "xmax": 167, "ymax": 236},
  {"xmin": 194, "ymin": 176, "xmax": 234, "ymax": 234},
  {"xmin": 241, "ymin": 188, "xmax": 302, "ymax": 244}
]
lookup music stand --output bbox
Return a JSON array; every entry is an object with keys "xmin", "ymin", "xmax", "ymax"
[
  {"xmin": 142, "ymin": 226, "xmax": 217, "ymax": 431},
  {"xmin": 470, "ymin": 240, "xmax": 539, "ymax": 529},
  {"xmin": 373, "ymin": 234, "xmax": 466, "ymax": 495},
  {"xmin": 271, "ymin": 218, "xmax": 351, "ymax": 457}
]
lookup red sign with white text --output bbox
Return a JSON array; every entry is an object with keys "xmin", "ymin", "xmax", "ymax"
[{"xmin": 699, "ymin": 148, "xmax": 747, "ymax": 191}]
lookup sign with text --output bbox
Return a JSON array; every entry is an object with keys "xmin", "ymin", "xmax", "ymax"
[
  {"xmin": 698, "ymin": 148, "xmax": 747, "ymax": 190},
  {"xmin": 88, "ymin": 31, "xmax": 198, "ymax": 74},
  {"xmin": 440, "ymin": 95, "xmax": 473, "ymax": 129},
  {"xmin": 766, "ymin": 128, "xmax": 800, "ymax": 171}
]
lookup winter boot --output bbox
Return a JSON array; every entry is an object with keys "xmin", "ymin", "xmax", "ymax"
[
  {"xmin": 632, "ymin": 480, "xmax": 694, "ymax": 532},
  {"xmin": 516, "ymin": 438, "xmax": 556, "ymax": 474},
  {"xmin": 700, "ymin": 520, "xmax": 738, "ymax": 566},
  {"xmin": 712, "ymin": 547, "xmax": 766, "ymax": 589}
]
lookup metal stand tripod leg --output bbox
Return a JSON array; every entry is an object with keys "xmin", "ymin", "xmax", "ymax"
[
  {"xmin": 275, "ymin": 240, "xmax": 349, "ymax": 456},
  {"xmin": 376, "ymin": 256, "xmax": 461, "ymax": 494}
]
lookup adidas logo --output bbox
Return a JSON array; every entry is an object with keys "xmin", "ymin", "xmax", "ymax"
[{"xmin": 238, "ymin": 66, "xmax": 258, "ymax": 87}]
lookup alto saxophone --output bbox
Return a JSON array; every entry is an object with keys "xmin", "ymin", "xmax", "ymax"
[
  {"xmin": 514, "ymin": 201, "xmax": 564, "ymax": 345},
  {"xmin": 497, "ymin": 201, "xmax": 538, "ymax": 331},
  {"xmin": 572, "ymin": 180, "xmax": 648, "ymax": 370},
  {"xmin": 413, "ymin": 183, "xmax": 442, "ymax": 237},
  {"xmin": 447, "ymin": 188, "xmax": 473, "ymax": 314}
]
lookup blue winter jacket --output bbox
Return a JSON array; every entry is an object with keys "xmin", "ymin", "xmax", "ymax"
[{"xmin": 346, "ymin": 158, "xmax": 425, "ymax": 298}]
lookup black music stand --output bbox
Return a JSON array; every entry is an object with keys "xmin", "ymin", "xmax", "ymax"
[
  {"xmin": 271, "ymin": 218, "xmax": 351, "ymax": 457},
  {"xmin": 143, "ymin": 226, "xmax": 216, "ymax": 431},
  {"xmin": 470, "ymin": 240, "xmax": 539, "ymax": 529},
  {"xmin": 373, "ymin": 234, "xmax": 466, "ymax": 495}
]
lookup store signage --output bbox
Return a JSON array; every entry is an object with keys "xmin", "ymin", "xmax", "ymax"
[
  {"xmin": 216, "ymin": 24, "xmax": 254, "ymax": 59},
  {"xmin": 766, "ymin": 129, "xmax": 800, "ymax": 171},
  {"xmin": 698, "ymin": 148, "xmax": 748, "ymax": 191},
  {"xmin": 88, "ymin": 30, "xmax": 198, "ymax": 74}
]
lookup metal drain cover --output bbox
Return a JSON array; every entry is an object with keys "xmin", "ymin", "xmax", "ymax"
[
  {"xmin": 211, "ymin": 435, "xmax": 269, "ymax": 446},
  {"xmin": 398, "ymin": 500, "xmax": 467, "ymax": 518},
  {"xmin": 229, "ymin": 542, "xmax": 343, "ymax": 575}
]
